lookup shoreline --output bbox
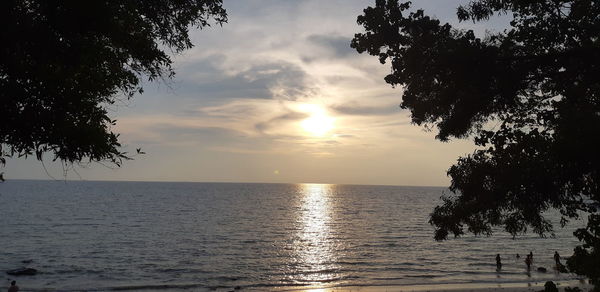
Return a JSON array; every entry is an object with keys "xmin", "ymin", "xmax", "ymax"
[
  {"xmin": 273, "ymin": 280, "xmax": 592, "ymax": 292},
  {"xmin": 16, "ymin": 278, "xmax": 592, "ymax": 292},
  {"xmin": 16, "ymin": 279, "xmax": 592, "ymax": 292}
]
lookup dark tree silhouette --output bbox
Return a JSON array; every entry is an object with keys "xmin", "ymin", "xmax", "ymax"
[
  {"xmin": 0, "ymin": 0, "xmax": 226, "ymax": 167},
  {"xmin": 352, "ymin": 0, "xmax": 599, "ymax": 286}
]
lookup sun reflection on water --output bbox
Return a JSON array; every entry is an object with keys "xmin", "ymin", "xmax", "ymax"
[{"xmin": 294, "ymin": 183, "xmax": 339, "ymax": 284}]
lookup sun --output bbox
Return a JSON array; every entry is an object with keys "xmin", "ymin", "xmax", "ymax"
[
  {"xmin": 302, "ymin": 115, "xmax": 334, "ymax": 136},
  {"xmin": 298, "ymin": 104, "xmax": 335, "ymax": 137}
]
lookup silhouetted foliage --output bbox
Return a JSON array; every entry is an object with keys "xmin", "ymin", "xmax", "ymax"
[
  {"xmin": 542, "ymin": 281, "xmax": 559, "ymax": 292},
  {"xmin": 0, "ymin": 0, "xmax": 226, "ymax": 166},
  {"xmin": 567, "ymin": 213, "xmax": 600, "ymax": 289},
  {"xmin": 352, "ymin": 0, "xmax": 599, "ymax": 285}
]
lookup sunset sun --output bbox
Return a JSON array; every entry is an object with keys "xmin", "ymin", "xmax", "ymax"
[{"xmin": 299, "ymin": 104, "xmax": 335, "ymax": 137}]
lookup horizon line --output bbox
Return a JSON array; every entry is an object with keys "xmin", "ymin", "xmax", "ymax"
[{"xmin": 2, "ymin": 178, "xmax": 450, "ymax": 189}]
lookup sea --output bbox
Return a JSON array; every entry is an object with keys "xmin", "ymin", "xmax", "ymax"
[{"xmin": 0, "ymin": 180, "xmax": 587, "ymax": 291}]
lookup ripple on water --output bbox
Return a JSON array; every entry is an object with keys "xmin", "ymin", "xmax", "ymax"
[{"xmin": 0, "ymin": 181, "xmax": 586, "ymax": 291}]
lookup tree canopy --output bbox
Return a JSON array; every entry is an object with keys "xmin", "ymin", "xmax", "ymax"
[
  {"xmin": 0, "ymin": 0, "xmax": 226, "ymax": 167},
  {"xmin": 352, "ymin": 0, "xmax": 599, "ymax": 286}
]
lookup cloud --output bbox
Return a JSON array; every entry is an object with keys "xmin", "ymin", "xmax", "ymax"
[
  {"xmin": 307, "ymin": 34, "xmax": 355, "ymax": 57},
  {"xmin": 131, "ymin": 122, "xmax": 288, "ymax": 154},
  {"xmin": 334, "ymin": 134, "xmax": 355, "ymax": 138},
  {"xmin": 174, "ymin": 57, "xmax": 316, "ymax": 101},
  {"xmin": 135, "ymin": 124, "xmax": 247, "ymax": 146},
  {"xmin": 330, "ymin": 103, "xmax": 401, "ymax": 116},
  {"xmin": 181, "ymin": 102, "xmax": 259, "ymax": 119},
  {"xmin": 255, "ymin": 111, "xmax": 308, "ymax": 132}
]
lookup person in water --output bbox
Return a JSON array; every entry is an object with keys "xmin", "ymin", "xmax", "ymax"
[
  {"xmin": 8, "ymin": 281, "xmax": 19, "ymax": 292},
  {"xmin": 496, "ymin": 254, "xmax": 502, "ymax": 270},
  {"xmin": 525, "ymin": 254, "xmax": 532, "ymax": 270},
  {"xmin": 554, "ymin": 251, "xmax": 561, "ymax": 265},
  {"xmin": 529, "ymin": 251, "xmax": 533, "ymax": 262}
]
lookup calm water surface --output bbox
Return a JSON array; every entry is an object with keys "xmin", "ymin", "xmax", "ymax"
[{"xmin": 0, "ymin": 180, "xmax": 585, "ymax": 291}]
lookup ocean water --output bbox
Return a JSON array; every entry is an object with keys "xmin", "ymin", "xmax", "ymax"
[{"xmin": 0, "ymin": 180, "xmax": 586, "ymax": 291}]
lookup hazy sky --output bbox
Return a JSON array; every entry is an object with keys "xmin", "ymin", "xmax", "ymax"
[{"xmin": 6, "ymin": 0, "xmax": 510, "ymax": 186}]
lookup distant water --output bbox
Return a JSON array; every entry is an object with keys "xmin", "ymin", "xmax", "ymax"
[{"xmin": 0, "ymin": 180, "xmax": 585, "ymax": 291}]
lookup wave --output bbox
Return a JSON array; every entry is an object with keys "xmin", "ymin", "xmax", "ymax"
[{"xmin": 19, "ymin": 275, "xmax": 586, "ymax": 292}]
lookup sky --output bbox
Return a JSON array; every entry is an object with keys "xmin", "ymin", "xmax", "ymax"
[{"xmin": 5, "ymin": 0, "xmax": 510, "ymax": 186}]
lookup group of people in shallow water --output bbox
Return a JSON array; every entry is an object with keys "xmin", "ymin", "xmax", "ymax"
[
  {"xmin": 495, "ymin": 251, "xmax": 563, "ymax": 271},
  {"xmin": 5, "ymin": 252, "xmax": 567, "ymax": 292}
]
